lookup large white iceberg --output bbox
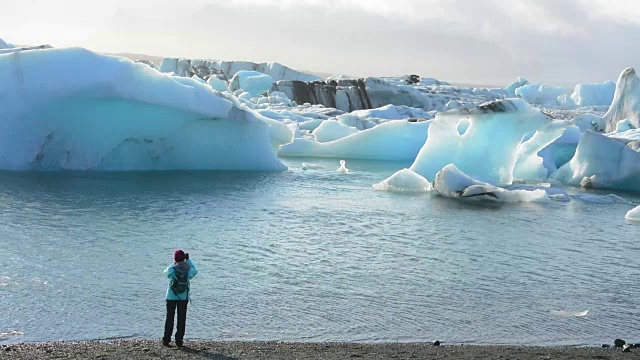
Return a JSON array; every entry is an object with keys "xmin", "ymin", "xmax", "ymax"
[
  {"xmin": 409, "ymin": 99, "xmax": 562, "ymax": 185},
  {"xmin": 0, "ymin": 47, "xmax": 291, "ymax": 171}
]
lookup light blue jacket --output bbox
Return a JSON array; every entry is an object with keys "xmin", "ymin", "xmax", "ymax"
[{"xmin": 165, "ymin": 259, "xmax": 198, "ymax": 300}]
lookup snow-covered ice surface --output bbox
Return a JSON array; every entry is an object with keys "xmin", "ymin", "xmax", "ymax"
[{"xmin": 2, "ymin": 39, "xmax": 640, "ymax": 203}]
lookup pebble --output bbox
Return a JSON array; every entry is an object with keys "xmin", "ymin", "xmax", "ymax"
[
  {"xmin": 615, "ymin": 339, "xmax": 626, "ymax": 348},
  {"xmin": 602, "ymin": 344, "xmax": 611, "ymax": 348},
  {"xmin": 622, "ymin": 344, "xmax": 632, "ymax": 353},
  {"xmin": 432, "ymin": 341, "xmax": 441, "ymax": 347}
]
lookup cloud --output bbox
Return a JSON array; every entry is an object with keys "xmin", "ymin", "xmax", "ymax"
[{"xmin": 1, "ymin": 0, "xmax": 639, "ymax": 85}]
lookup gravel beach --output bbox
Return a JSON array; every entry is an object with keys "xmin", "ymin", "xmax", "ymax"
[{"xmin": 3, "ymin": 340, "xmax": 640, "ymax": 360}]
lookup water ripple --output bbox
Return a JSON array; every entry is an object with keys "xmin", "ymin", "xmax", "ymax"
[{"xmin": 0, "ymin": 166, "xmax": 639, "ymax": 345}]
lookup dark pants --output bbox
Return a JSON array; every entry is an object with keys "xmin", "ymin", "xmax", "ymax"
[{"xmin": 163, "ymin": 300, "xmax": 188, "ymax": 344}]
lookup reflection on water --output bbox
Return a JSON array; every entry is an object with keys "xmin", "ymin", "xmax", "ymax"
[{"xmin": 1, "ymin": 158, "xmax": 639, "ymax": 345}]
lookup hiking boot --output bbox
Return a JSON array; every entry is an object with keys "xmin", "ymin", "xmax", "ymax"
[
  {"xmin": 162, "ymin": 340, "xmax": 172, "ymax": 347},
  {"xmin": 176, "ymin": 341, "xmax": 183, "ymax": 348}
]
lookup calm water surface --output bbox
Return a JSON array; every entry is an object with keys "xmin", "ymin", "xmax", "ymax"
[{"xmin": 1, "ymin": 158, "xmax": 639, "ymax": 345}]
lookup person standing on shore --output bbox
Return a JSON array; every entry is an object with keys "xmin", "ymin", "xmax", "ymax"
[{"xmin": 163, "ymin": 249, "xmax": 198, "ymax": 348}]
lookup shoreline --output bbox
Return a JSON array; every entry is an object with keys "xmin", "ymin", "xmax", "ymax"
[{"xmin": 3, "ymin": 340, "xmax": 639, "ymax": 360}]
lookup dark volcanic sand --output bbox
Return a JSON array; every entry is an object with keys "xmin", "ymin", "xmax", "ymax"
[{"xmin": 3, "ymin": 340, "xmax": 640, "ymax": 360}]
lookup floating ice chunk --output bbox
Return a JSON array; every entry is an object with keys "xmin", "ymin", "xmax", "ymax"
[
  {"xmin": 372, "ymin": 168, "xmax": 432, "ymax": 193},
  {"xmin": 207, "ymin": 76, "xmax": 228, "ymax": 92},
  {"xmin": 626, "ymin": 205, "xmax": 640, "ymax": 222},
  {"xmin": 313, "ymin": 120, "xmax": 359, "ymax": 143},
  {"xmin": 603, "ymin": 68, "xmax": 640, "ymax": 132},
  {"xmin": 432, "ymin": 164, "xmax": 548, "ymax": 202},
  {"xmin": 552, "ymin": 131, "xmax": 640, "ymax": 192},
  {"xmin": 279, "ymin": 120, "xmax": 430, "ymax": 161},
  {"xmin": 0, "ymin": 330, "xmax": 24, "ymax": 339},
  {"xmin": 337, "ymin": 160, "xmax": 349, "ymax": 174},
  {"xmin": 410, "ymin": 99, "xmax": 559, "ymax": 185},
  {"xmin": 550, "ymin": 310, "xmax": 589, "ymax": 317},
  {"xmin": 228, "ymin": 70, "xmax": 274, "ymax": 97}
]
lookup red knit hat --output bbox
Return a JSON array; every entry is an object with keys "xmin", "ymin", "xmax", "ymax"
[{"xmin": 174, "ymin": 249, "xmax": 186, "ymax": 262}]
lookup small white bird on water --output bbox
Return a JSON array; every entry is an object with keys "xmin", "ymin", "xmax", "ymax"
[{"xmin": 337, "ymin": 160, "xmax": 349, "ymax": 174}]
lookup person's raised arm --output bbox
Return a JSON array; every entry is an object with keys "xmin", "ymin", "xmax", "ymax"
[{"xmin": 186, "ymin": 259, "xmax": 197, "ymax": 279}]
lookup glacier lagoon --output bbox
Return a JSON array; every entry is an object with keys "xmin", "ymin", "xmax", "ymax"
[
  {"xmin": 2, "ymin": 41, "xmax": 640, "ymax": 347},
  {"xmin": 1, "ymin": 158, "xmax": 639, "ymax": 345}
]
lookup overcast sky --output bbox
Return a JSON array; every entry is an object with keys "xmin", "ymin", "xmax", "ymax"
[{"xmin": 2, "ymin": 0, "xmax": 640, "ymax": 86}]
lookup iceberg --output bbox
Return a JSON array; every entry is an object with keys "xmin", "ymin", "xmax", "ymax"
[
  {"xmin": 279, "ymin": 120, "xmax": 430, "ymax": 161},
  {"xmin": 569, "ymin": 81, "xmax": 615, "ymax": 108},
  {"xmin": 515, "ymin": 84, "xmax": 571, "ymax": 107},
  {"xmin": 433, "ymin": 164, "xmax": 548, "ymax": 202},
  {"xmin": 552, "ymin": 131, "xmax": 640, "ymax": 192},
  {"xmin": 0, "ymin": 38, "xmax": 13, "ymax": 49},
  {"xmin": 504, "ymin": 77, "xmax": 529, "ymax": 98},
  {"xmin": 626, "ymin": 205, "xmax": 640, "ymax": 222},
  {"xmin": 603, "ymin": 68, "xmax": 640, "ymax": 132},
  {"xmin": 409, "ymin": 99, "xmax": 562, "ymax": 185},
  {"xmin": 228, "ymin": 70, "xmax": 274, "ymax": 97},
  {"xmin": 0, "ymin": 47, "xmax": 291, "ymax": 171},
  {"xmin": 207, "ymin": 76, "xmax": 228, "ymax": 92},
  {"xmin": 372, "ymin": 168, "xmax": 432, "ymax": 193},
  {"xmin": 159, "ymin": 58, "xmax": 321, "ymax": 82}
]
